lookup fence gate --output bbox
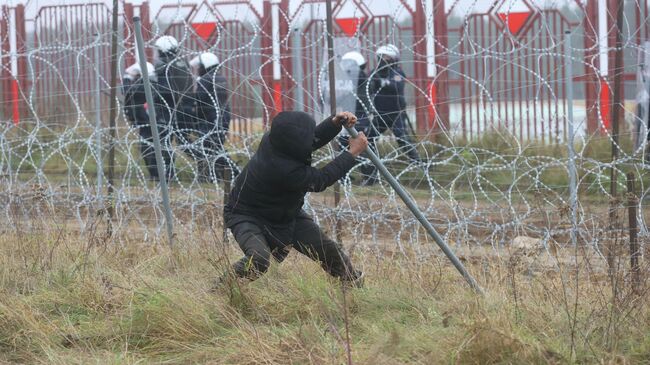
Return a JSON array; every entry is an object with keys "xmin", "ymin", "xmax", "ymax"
[
  {"xmin": 447, "ymin": 1, "xmax": 577, "ymax": 142},
  {"xmin": 32, "ymin": 3, "xmax": 111, "ymax": 125},
  {"xmin": 448, "ymin": 0, "xmax": 648, "ymax": 141}
]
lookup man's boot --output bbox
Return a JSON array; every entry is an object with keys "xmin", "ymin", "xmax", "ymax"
[{"xmin": 341, "ymin": 270, "xmax": 365, "ymax": 288}]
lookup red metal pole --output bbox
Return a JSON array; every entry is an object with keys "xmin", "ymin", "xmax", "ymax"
[
  {"xmin": 15, "ymin": 4, "xmax": 26, "ymax": 123},
  {"xmin": 140, "ymin": 2, "xmax": 152, "ymax": 60},
  {"xmin": 0, "ymin": 6, "xmax": 10, "ymax": 121},
  {"xmin": 124, "ymin": 2, "xmax": 135, "ymax": 67}
]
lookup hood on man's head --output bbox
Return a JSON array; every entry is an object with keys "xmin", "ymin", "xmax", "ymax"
[{"xmin": 269, "ymin": 111, "xmax": 316, "ymax": 164}]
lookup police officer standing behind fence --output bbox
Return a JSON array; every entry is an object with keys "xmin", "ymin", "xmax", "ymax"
[
  {"xmin": 153, "ymin": 35, "xmax": 197, "ymax": 180},
  {"xmin": 190, "ymin": 52, "xmax": 239, "ymax": 182},
  {"xmin": 122, "ymin": 62, "xmax": 164, "ymax": 181},
  {"xmin": 366, "ymin": 44, "xmax": 420, "ymax": 185}
]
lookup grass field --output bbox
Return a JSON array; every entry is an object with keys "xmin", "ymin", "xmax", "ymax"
[
  {"xmin": 1, "ymin": 227, "xmax": 649, "ymax": 364},
  {"xmin": 2, "ymin": 120, "xmax": 649, "ymax": 364}
]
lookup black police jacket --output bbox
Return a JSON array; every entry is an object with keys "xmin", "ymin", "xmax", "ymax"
[
  {"xmin": 370, "ymin": 64, "xmax": 407, "ymax": 114},
  {"xmin": 154, "ymin": 56, "xmax": 194, "ymax": 120},
  {"xmin": 122, "ymin": 77, "xmax": 148, "ymax": 125},
  {"xmin": 195, "ymin": 67, "xmax": 231, "ymax": 131}
]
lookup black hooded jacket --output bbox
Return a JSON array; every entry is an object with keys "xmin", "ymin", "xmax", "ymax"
[{"xmin": 224, "ymin": 111, "xmax": 356, "ymax": 243}]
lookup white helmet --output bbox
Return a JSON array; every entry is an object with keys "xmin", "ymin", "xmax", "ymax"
[
  {"xmin": 154, "ymin": 35, "xmax": 179, "ymax": 53},
  {"xmin": 341, "ymin": 51, "xmax": 366, "ymax": 67},
  {"xmin": 124, "ymin": 62, "xmax": 155, "ymax": 79},
  {"xmin": 189, "ymin": 52, "xmax": 220, "ymax": 70},
  {"xmin": 376, "ymin": 44, "xmax": 400, "ymax": 59}
]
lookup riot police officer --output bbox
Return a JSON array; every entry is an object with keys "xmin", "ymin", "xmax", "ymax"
[
  {"xmin": 153, "ymin": 35, "xmax": 197, "ymax": 179},
  {"xmin": 190, "ymin": 52, "xmax": 239, "ymax": 182},
  {"xmin": 122, "ymin": 62, "xmax": 170, "ymax": 180},
  {"xmin": 367, "ymin": 44, "xmax": 420, "ymax": 184}
]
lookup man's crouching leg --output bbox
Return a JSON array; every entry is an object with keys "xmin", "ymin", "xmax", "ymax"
[
  {"xmin": 212, "ymin": 222, "xmax": 284, "ymax": 292},
  {"xmin": 293, "ymin": 214, "xmax": 364, "ymax": 288},
  {"xmin": 231, "ymin": 222, "xmax": 273, "ymax": 279}
]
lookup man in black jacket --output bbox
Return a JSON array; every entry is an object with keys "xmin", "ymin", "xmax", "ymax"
[
  {"xmin": 221, "ymin": 111, "xmax": 367, "ymax": 286},
  {"xmin": 122, "ymin": 62, "xmax": 168, "ymax": 180},
  {"xmin": 190, "ymin": 52, "xmax": 238, "ymax": 182}
]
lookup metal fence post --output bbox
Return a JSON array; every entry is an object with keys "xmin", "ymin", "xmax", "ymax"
[
  {"xmin": 0, "ymin": 6, "xmax": 10, "ymax": 121},
  {"xmin": 94, "ymin": 33, "xmax": 103, "ymax": 205},
  {"xmin": 134, "ymin": 17, "xmax": 174, "ymax": 247},
  {"xmin": 626, "ymin": 172, "xmax": 640, "ymax": 294},
  {"xmin": 609, "ymin": 0, "xmax": 625, "ymax": 198},
  {"xmin": 324, "ymin": 0, "xmax": 343, "ymax": 244},
  {"xmin": 222, "ymin": 167, "xmax": 231, "ymax": 245},
  {"xmin": 565, "ymin": 30, "xmax": 578, "ymax": 247},
  {"xmin": 105, "ymin": 0, "xmax": 119, "ymax": 229}
]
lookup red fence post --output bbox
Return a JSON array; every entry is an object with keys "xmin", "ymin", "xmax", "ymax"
[
  {"xmin": 124, "ymin": 2, "xmax": 135, "ymax": 67},
  {"xmin": 1, "ymin": 6, "xmax": 10, "ymax": 121},
  {"xmin": 432, "ymin": 0, "xmax": 450, "ymax": 137},
  {"xmin": 15, "ymin": 4, "xmax": 26, "ymax": 122},
  {"xmin": 140, "ymin": 2, "xmax": 152, "ymax": 60}
]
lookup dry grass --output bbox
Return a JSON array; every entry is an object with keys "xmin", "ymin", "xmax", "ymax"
[{"xmin": 1, "ymin": 226, "xmax": 649, "ymax": 364}]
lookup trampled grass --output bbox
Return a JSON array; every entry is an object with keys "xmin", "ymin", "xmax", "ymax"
[{"xmin": 1, "ymin": 228, "xmax": 649, "ymax": 364}]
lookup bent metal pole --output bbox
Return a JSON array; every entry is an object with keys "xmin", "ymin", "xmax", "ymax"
[
  {"xmin": 324, "ymin": 0, "xmax": 482, "ymax": 294},
  {"xmin": 133, "ymin": 17, "xmax": 174, "ymax": 247}
]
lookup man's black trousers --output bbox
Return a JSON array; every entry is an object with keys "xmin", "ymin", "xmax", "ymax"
[{"xmin": 230, "ymin": 215, "xmax": 358, "ymax": 281}]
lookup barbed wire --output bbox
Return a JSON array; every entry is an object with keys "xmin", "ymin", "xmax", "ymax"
[{"xmin": 0, "ymin": 0, "xmax": 648, "ymax": 266}]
